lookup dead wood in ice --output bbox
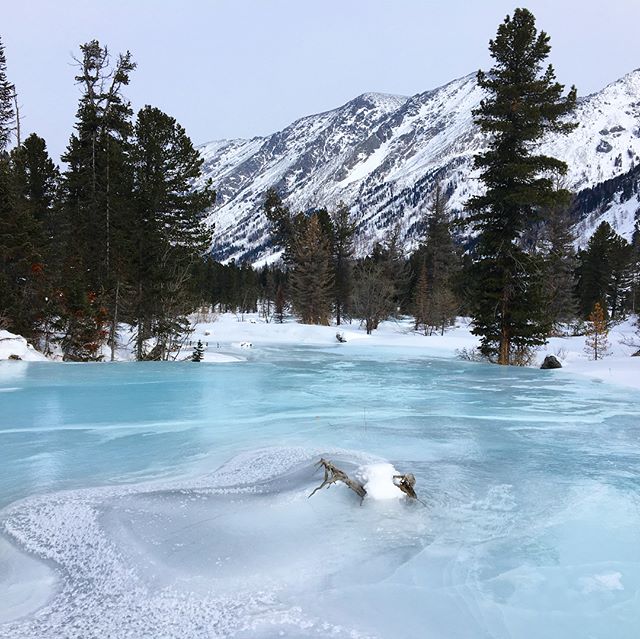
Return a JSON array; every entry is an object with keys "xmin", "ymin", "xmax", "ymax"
[
  {"xmin": 309, "ymin": 459, "xmax": 425, "ymax": 505},
  {"xmin": 393, "ymin": 473, "xmax": 426, "ymax": 506},
  {"xmin": 308, "ymin": 458, "xmax": 367, "ymax": 502}
]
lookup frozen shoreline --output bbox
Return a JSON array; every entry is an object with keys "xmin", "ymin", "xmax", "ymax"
[
  {"xmin": 2, "ymin": 314, "xmax": 638, "ymax": 391},
  {"xmin": 186, "ymin": 312, "xmax": 640, "ymax": 391}
]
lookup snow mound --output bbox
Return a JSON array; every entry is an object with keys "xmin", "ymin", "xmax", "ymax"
[
  {"xmin": 356, "ymin": 462, "xmax": 405, "ymax": 500},
  {"xmin": 0, "ymin": 331, "xmax": 47, "ymax": 362}
]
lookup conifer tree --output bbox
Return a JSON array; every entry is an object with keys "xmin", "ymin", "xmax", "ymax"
[
  {"xmin": 331, "ymin": 202, "xmax": 356, "ymax": 325},
  {"xmin": 631, "ymin": 223, "xmax": 640, "ymax": 314},
  {"xmin": 274, "ymin": 283, "xmax": 286, "ymax": 323},
  {"xmin": 0, "ymin": 36, "xmax": 15, "ymax": 151},
  {"xmin": 413, "ymin": 263, "xmax": 430, "ymax": 335},
  {"xmin": 191, "ymin": 339, "xmax": 205, "ymax": 362},
  {"xmin": 576, "ymin": 222, "xmax": 632, "ymax": 320},
  {"xmin": 4, "ymin": 135, "xmax": 60, "ymax": 340},
  {"xmin": 584, "ymin": 302, "xmax": 610, "ymax": 360},
  {"xmin": 467, "ymin": 8, "xmax": 577, "ymax": 364},
  {"xmin": 420, "ymin": 185, "xmax": 459, "ymax": 334},
  {"xmin": 264, "ymin": 188, "xmax": 294, "ymax": 263},
  {"xmin": 542, "ymin": 200, "xmax": 578, "ymax": 330},
  {"xmin": 59, "ymin": 41, "xmax": 136, "ymax": 359},
  {"xmin": 289, "ymin": 214, "xmax": 334, "ymax": 325},
  {"xmin": 130, "ymin": 106, "xmax": 215, "ymax": 359}
]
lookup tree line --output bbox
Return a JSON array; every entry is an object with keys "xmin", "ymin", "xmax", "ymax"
[
  {"xmin": 1, "ymin": 12, "xmax": 639, "ymax": 365},
  {"xmin": 0, "ymin": 38, "xmax": 217, "ymax": 360},
  {"xmin": 253, "ymin": 9, "xmax": 639, "ymax": 364}
]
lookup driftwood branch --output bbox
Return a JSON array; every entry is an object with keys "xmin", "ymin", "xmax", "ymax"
[
  {"xmin": 308, "ymin": 458, "xmax": 366, "ymax": 502},
  {"xmin": 309, "ymin": 459, "xmax": 424, "ymax": 505},
  {"xmin": 393, "ymin": 473, "xmax": 426, "ymax": 506}
]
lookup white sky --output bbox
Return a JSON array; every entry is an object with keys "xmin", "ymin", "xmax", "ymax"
[{"xmin": 4, "ymin": 0, "xmax": 640, "ymax": 162}]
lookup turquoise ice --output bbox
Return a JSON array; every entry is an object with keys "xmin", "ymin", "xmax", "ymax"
[{"xmin": 0, "ymin": 346, "xmax": 639, "ymax": 638}]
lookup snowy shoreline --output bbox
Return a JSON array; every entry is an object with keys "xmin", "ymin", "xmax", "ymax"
[{"xmin": 2, "ymin": 313, "xmax": 638, "ymax": 391}]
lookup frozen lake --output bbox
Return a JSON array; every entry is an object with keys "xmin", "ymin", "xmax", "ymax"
[{"xmin": 1, "ymin": 346, "xmax": 639, "ymax": 638}]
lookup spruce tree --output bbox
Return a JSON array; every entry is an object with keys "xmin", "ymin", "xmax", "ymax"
[
  {"xmin": 331, "ymin": 202, "xmax": 356, "ymax": 325},
  {"xmin": 289, "ymin": 214, "xmax": 334, "ymax": 325},
  {"xmin": 631, "ymin": 223, "xmax": 640, "ymax": 314},
  {"xmin": 413, "ymin": 263, "xmax": 430, "ymax": 335},
  {"xmin": 467, "ymin": 8, "xmax": 577, "ymax": 364},
  {"xmin": 4, "ymin": 135, "xmax": 60, "ymax": 341},
  {"xmin": 274, "ymin": 283, "xmax": 286, "ymax": 323},
  {"xmin": 130, "ymin": 106, "xmax": 215, "ymax": 359},
  {"xmin": 576, "ymin": 222, "xmax": 632, "ymax": 320},
  {"xmin": 264, "ymin": 188, "xmax": 294, "ymax": 263},
  {"xmin": 542, "ymin": 200, "xmax": 578, "ymax": 330},
  {"xmin": 420, "ymin": 185, "xmax": 459, "ymax": 334},
  {"xmin": 191, "ymin": 340, "xmax": 205, "ymax": 362},
  {"xmin": 0, "ymin": 36, "xmax": 15, "ymax": 151},
  {"xmin": 59, "ymin": 41, "xmax": 136, "ymax": 359}
]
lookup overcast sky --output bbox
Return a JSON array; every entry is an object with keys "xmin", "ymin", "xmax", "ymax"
[{"xmin": 4, "ymin": 0, "xmax": 640, "ymax": 162}]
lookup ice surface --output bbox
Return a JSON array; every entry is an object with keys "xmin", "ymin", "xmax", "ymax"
[{"xmin": 1, "ymin": 346, "xmax": 640, "ymax": 638}]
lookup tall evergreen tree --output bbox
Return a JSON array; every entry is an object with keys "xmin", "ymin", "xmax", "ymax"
[
  {"xmin": 576, "ymin": 221, "xmax": 632, "ymax": 320},
  {"xmin": 466, "ymin": 8, "xmax": 577, "ymax": 364},
  {"xmin": 630, "ymin": 222, "xmax": 640, "ymax": 315},
  {"xmin": 331, "ymin": 202, "xmax": 356, "ymax": 325},
  {"xmin": 4, "ymin": 135, "xmax": 60, "ymax": 341},
  {"xmin": 542, "ymin": 199, "xmax": 578, "ymax": 329},
  {"xmin": 415, "ymin": 185, "xmax": 460, "ymax": 334},
  {"xmin": 59, "ymin": 41, "xmax": 136, "ymax": 359},
  {"xmin": 264, "ymin": 188, "xmax": 294, "ymax": 263},
  {"xmin": 130, "ymin": 105, "xmax": 215, "ymax": 359},
  {"xmin": 289, "ymin": 214, "xmax": 334, "ymax": 325},
  {"xmin": 413, "ymin": 263, "xmax": 431, "ymax": 335},
  {"xmin": 0, "ymin": 36, "xmax": 15, "ymax": 151}
]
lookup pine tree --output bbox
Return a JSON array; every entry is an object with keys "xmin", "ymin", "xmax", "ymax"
[
  {"xmin": 59, "ymin": 41, "xmax": 136, "ymax": 359},
  {"xmin": 631, "ymin": 223, "xmax": 640, "ymax": 314},
  {"xmin": 372, "ymin": 224, "xmax": 409, "ymax": 316},
  {"xmin": 274, "ymin": 283, "xmax": 286, "ymax": 323},
  {"xmin": 289, "ymin": 214, "xmax": 334, "ymax": 325},
  {"xmin": 466, "ymin": 8, "xmax": 577, "ymax": 365},
  {"xmin": 576, "ymin": 222, "xmax": 633, "ymax": 320},
  {"xmin": 264, "ymin": 188, "xmax": 294, "ymax": 263},
  {"xmin": 191, "ymin": 339, "xmax": 205, "ymax": 362},
  {"xmin": 420, "ymin": 185, "xmax": 459, "ymax": 334},
  {"xmin": 331, "ymin": 202, "xmax": 356, "ymax": 325},
  {"xmin": 130, "ymin": 106, "xmax": 215, "ymax": 359},
  {"xmin": 4, "ymin": 134, "xmax": 60, "ymax": 341},
  {"xmin": 413, "ymin": 262, "xmax": 430, "ymax": 335},
  {"xmin": 0, "ymin": 36, "xmax": 15, "ymax": 151},
  {"xmin": 543, "ymin": 200, "xmax": 578, "ymax": 330},
  {"xmin": 584, "ymin": 302, "xmax": 610, "ymax": 360}
]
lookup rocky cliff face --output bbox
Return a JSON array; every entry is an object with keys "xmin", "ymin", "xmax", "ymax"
[{"xmin": 199, "ymin": 69, "xmax": 640, "ymax": 263}]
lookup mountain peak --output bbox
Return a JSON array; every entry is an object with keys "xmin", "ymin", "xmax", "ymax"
[{"xmin": 201, "ymin": 70, "xmax": 640, "ymax": 264}]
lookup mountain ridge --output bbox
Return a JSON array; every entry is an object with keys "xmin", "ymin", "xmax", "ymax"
[{"xmin": 200, "ymin": 68, "xmax": 640, "ymax": 264}]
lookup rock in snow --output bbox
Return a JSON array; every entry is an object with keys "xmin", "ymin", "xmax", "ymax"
[{"xmin": 540, "ymin": 355, "xmax": 563, "ymax": 369}]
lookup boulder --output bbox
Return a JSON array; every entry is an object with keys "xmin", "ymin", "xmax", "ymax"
[
  {"xmin": 540, "ymin": 355, "xmax": 562, "ymax": 369},
  {"xmin": 632, "ymin": 349, "xmax": 640, "ymax": 357}
]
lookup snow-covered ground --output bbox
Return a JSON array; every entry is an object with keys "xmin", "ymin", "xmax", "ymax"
[
  {"xmin": 0, "ymin": 331, "xmax": 48, "ymax": 362},
  {"xmin": 185, "ymin": 312, "xmax": 640, "ymax": 391},
  {"xmin": 2, "ymin": 314, "xmax": 638, "ymax": 391}
]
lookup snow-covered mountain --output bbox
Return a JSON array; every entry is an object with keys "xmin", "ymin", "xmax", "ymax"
[{"xmin": 200, "ymin": 69, "xmax": 640, "ymax": 263}]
